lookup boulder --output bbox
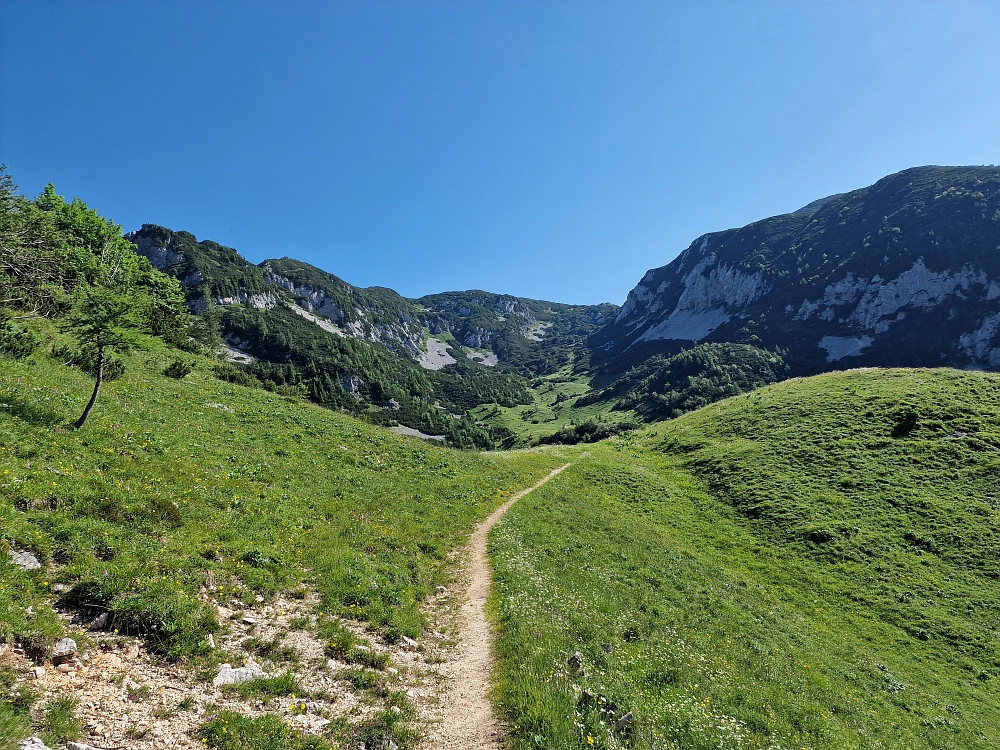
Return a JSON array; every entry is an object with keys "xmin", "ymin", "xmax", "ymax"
[
  {"xmin": 213, "ymin": 661, "xmax": 268, "ymax": 686},
  {"xmin": 9, "ymin": 549, "xmax": 41, "ymax": 570},
  {"xmin": 89, "ymin": 612, "xmax": 108, "ymax": 630},
  {"xmin": 52, "ymin": 637, "xmax": 78, "ymax": 664},
  {"xmin": 19, "ymin": 739, "xmax": 52, "ymax": 750}
]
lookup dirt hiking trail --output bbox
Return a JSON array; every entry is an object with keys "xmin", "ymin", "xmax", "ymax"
[{"xmin": 423, "ymin": 463, "xmax": 570, "ymax": 749}]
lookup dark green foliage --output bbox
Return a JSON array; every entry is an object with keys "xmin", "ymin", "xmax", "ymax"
[
  {"xmin": 37, "ymin": 696, "xmax": 80, "ymax": 746},
  {"xmin": 428, "ymin": 357, "xmax": 532, "ymax": 411},
  {"xmin": 220, "ymin": 672, "xmax": 300, "ymax": 699},
  {"xmin": 0, "ymin": 319, "xmax": 40, "ymax": 360},
  {"xmin": 580, "ymin": 343, "xmax": 789, "ymax": 419},
  {"xmin": 222, "ymin": 305, "xmax": 502, "ymax": 448},
  {"xmin": 213, "ymin": 361, "xmax": 264, "ymax": 388},
  {"xmin": 198, "ymin": 711, "xmax": 324, "ymax": 750},
  {"xmin": 163, "ymin": 358, "xmax": 194, "ymax": 379},
  {"xmin": 59, "ymin": 576, "xmax": 217, "ymax": 659},
  {"xmin": 51, "ymin": 343, "xmax": 126, "ymax": 382},
  {"xmin": 536, "ymin": 418, "xmax": 639, "ymax": 445}
]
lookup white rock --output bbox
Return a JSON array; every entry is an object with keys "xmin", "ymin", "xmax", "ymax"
[
  {"xmin": 400, "ymin": 635, "xmax": 419, "ymax": 651},
  {"xmin": 9, "ymin": 549, "xmax": 41, "ymax": 570},
  {"xmin": 212, "ymin": 661, "xmax": 268, "ymax": 686},
  {"xmin": 52, "ymin": 637, "xmax": 78, "ymax": 663},
  {"xmin": 19, "ymin": 738, "xmax": 52, "ymax": 750}
]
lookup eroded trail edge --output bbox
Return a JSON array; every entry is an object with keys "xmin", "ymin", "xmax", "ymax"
[{"xmin": 423, "ymin": 463, "xmax": 571, "ymax": 749}]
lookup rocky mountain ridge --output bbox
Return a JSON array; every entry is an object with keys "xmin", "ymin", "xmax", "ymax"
[
  {"xmin": 594, "ymin": 165, "xmax": 1000, "ymax": 375},
  {"xmin": 127, "ymin": 225, "xmax": 614, "ymax": 376}
]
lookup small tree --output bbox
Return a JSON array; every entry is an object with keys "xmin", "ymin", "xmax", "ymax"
[{"xmin": 61, "ymin": 286, "xmax": 141, "ymax": 428}]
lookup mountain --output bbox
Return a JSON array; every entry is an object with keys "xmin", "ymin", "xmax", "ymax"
[
  {"xmin": 127, "ymin": 166, "xmax": 1000, "ymax": 446},
  {"xmin": 126, "ymin": 224, "xmax": 615, "ymax": 447},
  {"xmin": 594, "ymin": 166, "xmax": 1000, "ymax": 376}
]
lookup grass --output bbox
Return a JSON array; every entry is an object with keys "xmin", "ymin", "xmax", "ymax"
[
  {"xmin": 199, "ymin": 710, "xmax": 331, "ymax": 750},
  {"xmin": 469, "ymin": 366, "xmax": 633, "ymax": 444},
  {"xmin": 491, "ymin": 368, "xmax": 1000, "ymax": 750},
  {"xmin": 37, "ymin": 695, "xmax": 81, "ymax": 746},
  {"xmin": 220, "ymin": 672, "xmax": 301, "ymax": 700},
  {"xmin": 0, "ymin": 670, "xmax": 33, "ymax": 750},
  {"xmin": 0, "ymin": 322, "xmax": 566, "ymax": 667}
]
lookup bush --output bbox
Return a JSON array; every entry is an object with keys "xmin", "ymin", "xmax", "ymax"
[
  {"xmin": 212, "ymin": 361, "xmax": 263, "ymax": 389},
  {"xmin": 163, "ymin": 358, "xmax": 194, "ymax": 379},
  {"xmin": 0, "ymin": 320, "xmax": 40, "ymax": 360},
  {"xmin": 537, "ymin": 419, "xmax": 639, "ymax": 446}
]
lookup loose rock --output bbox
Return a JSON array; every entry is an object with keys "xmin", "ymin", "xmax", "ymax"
[
  {"xmin": 9, "ymin": 549, "xmax": 41, "ymax": 570},
  {"xmin": 19, "ymin": 738, "xmax": 52, "ymax": 750},
  {"xmin": 567, "ymin": 650, "xmax": 583, "ymax": 672},
  {"xmin": 52, "ymin": 637, "xmax": 79, "ymax": 664},
  {"xmin": 213, "ymin": 661, "xmax": 268, "ymax": 686},
  {"xmin": 400, "ymin": 635, "xmax": 419, "ymax": 651},
  {"xmin": 89, "ymin": 612, "xmax": 108, "ymax": 630}
]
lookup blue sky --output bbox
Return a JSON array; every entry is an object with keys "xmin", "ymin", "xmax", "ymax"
[{"xmin": 3, "ymin": 1, "xmax": 1000, "ymax": 305}]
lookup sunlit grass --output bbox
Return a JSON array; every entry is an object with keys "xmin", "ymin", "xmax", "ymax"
[{"xmin": 492, "ymin": 368, "xmax": 1000, "ymax": 750}]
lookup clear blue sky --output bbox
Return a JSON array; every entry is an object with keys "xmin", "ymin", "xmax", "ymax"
[{"xmin": 3, "ymin": 2, "xmax": 999, "ymax": 305}]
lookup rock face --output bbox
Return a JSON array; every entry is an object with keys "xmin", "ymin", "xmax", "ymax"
[{"xmin": 595, "ymin": 166, "xmax": 1000, "ymax": 375}]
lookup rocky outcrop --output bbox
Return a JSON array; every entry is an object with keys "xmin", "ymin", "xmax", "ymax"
[{"xmin": 596, "ymin": 166, "xmax": 1000, "ymax": 374}]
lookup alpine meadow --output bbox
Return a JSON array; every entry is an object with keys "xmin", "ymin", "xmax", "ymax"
[{"xmin": 2, "ymin": 155, "xmax": 1000, "ymax": 750}]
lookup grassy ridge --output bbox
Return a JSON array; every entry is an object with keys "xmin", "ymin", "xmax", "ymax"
[
  {"xmin": 0, "ymin": 325, "xmax": 562, "ymax": 667},
  {"xmin": 490, "ymin": 368, "xmax": 1000, "ymax": 750}
]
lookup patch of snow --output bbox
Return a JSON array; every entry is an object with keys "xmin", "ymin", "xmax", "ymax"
[
  {"xmin": 418, "ymin": 338, "xmax": 457, "ymax": 370},
  {"xmin": 819, "ymin": 335, "xmax": 874, "ymax": 362}
]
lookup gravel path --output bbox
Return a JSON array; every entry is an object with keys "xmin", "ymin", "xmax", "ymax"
[{"xmin": 423, "ymin": 463, "xmax": 570, "ymax": 749}]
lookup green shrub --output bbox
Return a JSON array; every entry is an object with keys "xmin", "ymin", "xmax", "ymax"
[
  {"xmin": 163, "ymin": 358, "xmax": 194, "ymax": 379},
  {"xmin": 212, "ymin": 361, "xmax": 263, "ymax": 388},
  {"xmin": 0, "ymin": 320, "xmax": 40, "ymax": 360}
]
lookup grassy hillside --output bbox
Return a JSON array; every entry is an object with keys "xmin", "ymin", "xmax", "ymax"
[
  {"xmin": 0, "ymin": 326, "xmax": 564, "ymax": 743},
  {"xmin": 491, "ymin": 368, "xmax": 1000, "ymax": 750}
]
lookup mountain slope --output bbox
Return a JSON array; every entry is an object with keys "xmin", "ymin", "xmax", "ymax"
[
  {"xmin": 492, "ymin": 367, "xmax": 1000, "ymax": 750},
  {"xmin": 595, "ymin": 166, "xmax": 1000, "ymax": 375},
  {"xmin": 0, "ymin": 322, "xmax": 566, "ymax": 747}
]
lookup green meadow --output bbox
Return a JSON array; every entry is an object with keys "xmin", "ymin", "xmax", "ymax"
[
  {"xmin": 490, "ymin": 368, "xmax": 1000, "ymax": 750},
  {"xmin": 0, "ymin": 328, "xmax": 563, "ymax": 741}
]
